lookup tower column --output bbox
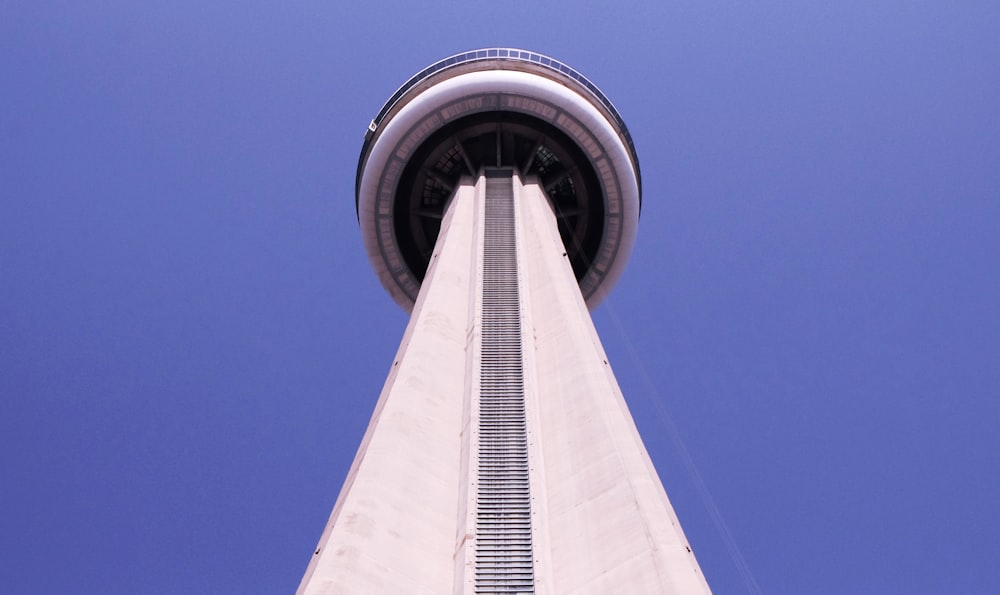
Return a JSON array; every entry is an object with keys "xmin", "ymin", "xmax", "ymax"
[{"xmin": 300, "ymin": 170, "xmax": 710, "ymax": 593}]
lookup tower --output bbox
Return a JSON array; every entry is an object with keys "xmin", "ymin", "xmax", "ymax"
[{"xmin": 299, "ymin": 49, "xmax": 711, "ymax": 594}]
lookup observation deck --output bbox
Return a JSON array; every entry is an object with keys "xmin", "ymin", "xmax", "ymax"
[{"xmin": 356, "ymin": 48, "xmax": 642, "ymax": 311}]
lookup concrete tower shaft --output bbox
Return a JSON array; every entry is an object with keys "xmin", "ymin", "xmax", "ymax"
[
  {"xmin": 301, "ymin": 172, "xmax": 710, "ymax": 594},
  {"xmin": 299, "ymin": 50, "xmax": 712, "ymax": 594},
  {"xmin": 356, "ymin": 49, "xmax": 641, "ymax": 311}
]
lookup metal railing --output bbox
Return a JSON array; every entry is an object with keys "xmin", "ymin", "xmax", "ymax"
[{"xmin": 356, "ymin": 49, "xmax": 642, "ymax": 206}]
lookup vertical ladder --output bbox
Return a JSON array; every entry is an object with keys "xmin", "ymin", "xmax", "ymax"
[{"xmin": 475, "ymin": 169, "xmax": 535, "ymax": 594}]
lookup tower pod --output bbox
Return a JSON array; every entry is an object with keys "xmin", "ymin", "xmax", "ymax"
[{"xmin": 356, "ymin": 48, "xmax": 641, "ymax": 310}]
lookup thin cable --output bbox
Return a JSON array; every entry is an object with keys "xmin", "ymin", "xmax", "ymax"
[
  {"xmin": 541, "ymin": 173, "xmax": 762, "ymax": 593},
  {"xmin": 602, "ymin": 300, "xmax": 764, "ymax": 595}
]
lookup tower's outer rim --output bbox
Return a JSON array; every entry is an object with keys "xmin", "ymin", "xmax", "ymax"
[
  {"xmin": 358, "ymin": 55, "xmax": 640, "ymax": 312},
  {"xmin": 356, "ymin": 49, "xmax": 642, "ymax": 206}
]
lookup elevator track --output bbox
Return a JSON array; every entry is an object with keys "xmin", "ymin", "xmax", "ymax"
[{"xmin": 475, "ymin": 169, "xmax": 535, "ymax": 594}]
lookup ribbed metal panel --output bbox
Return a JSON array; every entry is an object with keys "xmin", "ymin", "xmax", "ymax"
[{"xmin": 475, "ymin": 170, "xmax": 534, "ymax": 594}]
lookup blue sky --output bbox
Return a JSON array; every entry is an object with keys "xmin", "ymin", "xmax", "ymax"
[{"xmin": 2, "ymin": 2, "xmax": 998, "ymax": 593}]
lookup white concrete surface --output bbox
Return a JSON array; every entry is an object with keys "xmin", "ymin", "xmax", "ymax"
[
  {"xmin": 298, "ymin": 183, "xmax": 477, "ymax": 594},
  {"xmin": 517, "ymin": 177, "xmax": 711, "ymax": 594}
]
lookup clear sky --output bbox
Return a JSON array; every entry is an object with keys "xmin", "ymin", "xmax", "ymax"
[{"xmin": 2, "ymin": 2, "xmax": 998, "ymax": 593}]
